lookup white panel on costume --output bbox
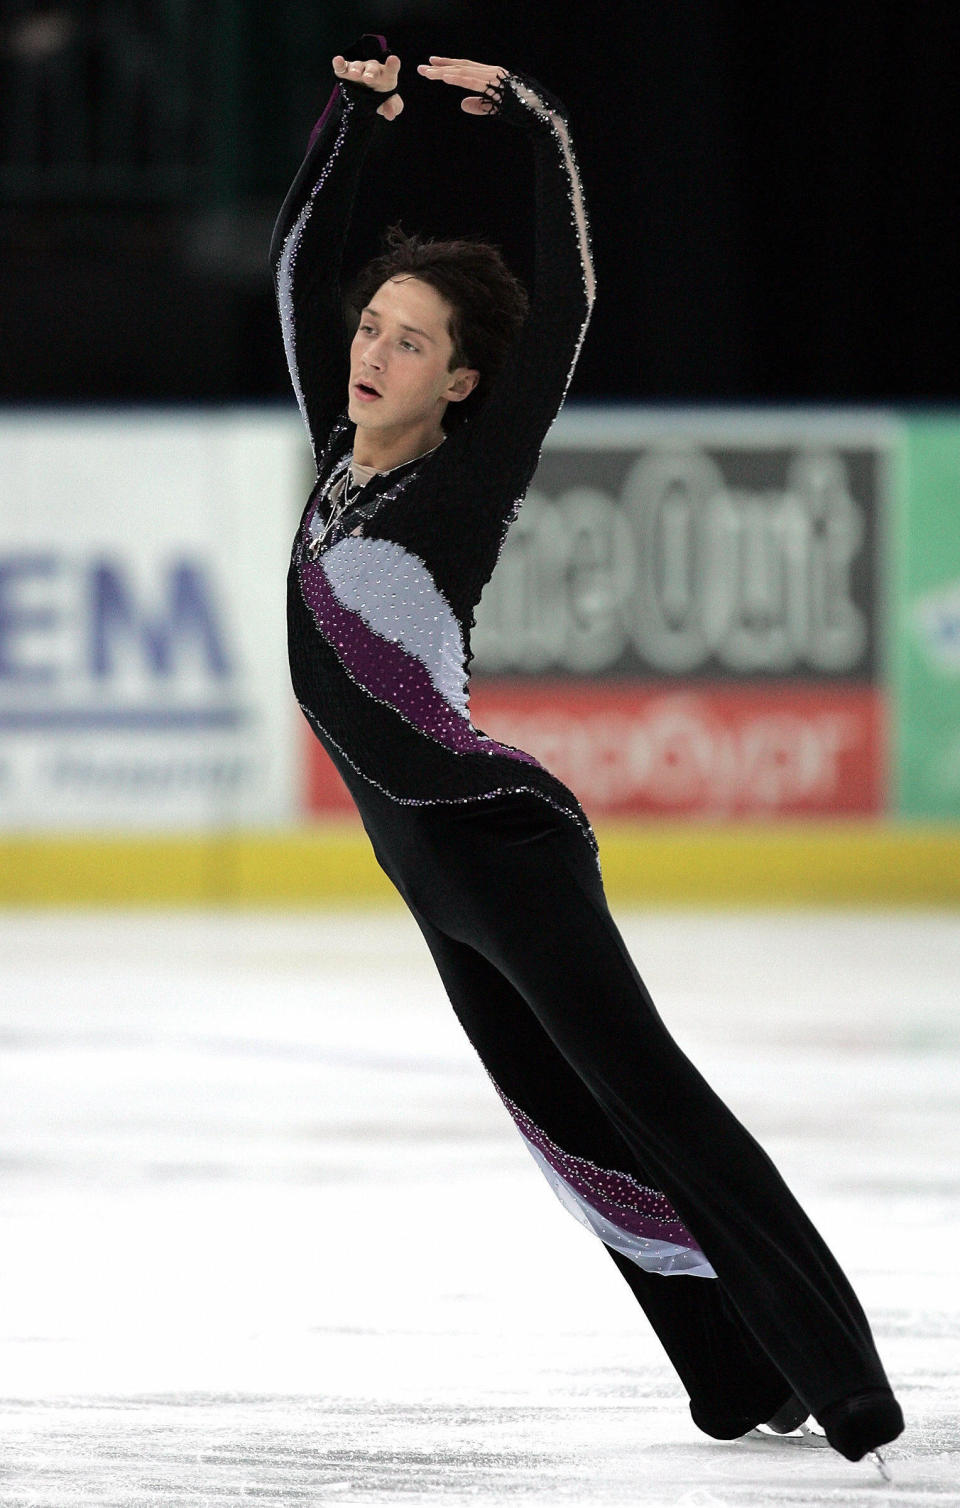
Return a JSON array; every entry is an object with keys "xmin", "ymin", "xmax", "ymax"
[
  {"xmin": 276, "ymin": 199, "xmax": 313, "ymax": 432},
  {"xmin": 321, "ymin": 537, "xmax": 469, "ymax": 716},
  {"xmin": 524, "ymin": 1139, "xmax": 717, "ymax": 1279}
]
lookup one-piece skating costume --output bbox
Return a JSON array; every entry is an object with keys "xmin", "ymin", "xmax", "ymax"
[{"xmin": 272, "ymin": 56, "xmax": 899, "ymax": 1438}]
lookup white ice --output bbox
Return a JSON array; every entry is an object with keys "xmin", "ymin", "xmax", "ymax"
[{"xmin": 1, "ymin": 906, "xmax": 958, "ymax": 1506}]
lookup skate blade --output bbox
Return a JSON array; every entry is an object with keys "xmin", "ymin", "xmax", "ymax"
[
  {"xmin": 745, "ymin": 1423, "xmax": 830, "ymax": 1449},
  {"xmin": 871, "ymin": 1449, "xmax": 892, "ymax": 1483}
]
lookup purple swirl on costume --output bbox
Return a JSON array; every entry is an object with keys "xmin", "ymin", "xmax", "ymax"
[
  {"xmin": 299, "ymin": 555, "xmax": 540, "ymax": 766},
  {"xmin": 498, "ymin": 1085, "xmax": 710, "ymax": 1262}
]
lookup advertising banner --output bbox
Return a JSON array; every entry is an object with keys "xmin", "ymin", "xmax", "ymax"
[
  {"xmin": 897, "ymin": 418, "xmax": 960, "ymax": 817},
  {"xmin": 471, "ymin": 412, "xmax": 886, "ymax": 684},
  {"xmin": 305, "ymin": 410, "xmax": 893, "ymax": 820},
  {"xmin": 0, "ymin": 410, "xmax": 303, "ymax": 829},
  {"xmin": 469, "ymin": 681, "xmax": 884, "ymax": 819}
]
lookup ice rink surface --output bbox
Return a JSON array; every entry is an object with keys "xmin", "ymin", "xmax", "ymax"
[{"xmin": 1, "ymin": 905, "xmax": 958, "ymax": 1507}]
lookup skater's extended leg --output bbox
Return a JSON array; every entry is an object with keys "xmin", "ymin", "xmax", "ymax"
[
  {"xmin": 412, "ymin": 911, "xmax": 795, "ymax": 1435},
  {"xmin": 396, "ymin": 797, "xmax": 899, "ymax": 1433}
]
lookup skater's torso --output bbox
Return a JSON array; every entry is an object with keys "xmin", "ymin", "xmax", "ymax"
[{"xmin": 272, "ymin": 67, "xmax": 596, "ymax": 855}]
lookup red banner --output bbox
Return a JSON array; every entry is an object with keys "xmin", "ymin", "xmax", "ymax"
[{"xmin": 304, "ymin": 680, "xmax": 885, "ymax": 818}]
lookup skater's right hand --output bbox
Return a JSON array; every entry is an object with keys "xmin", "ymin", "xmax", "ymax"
[{"xmin": 332, "ymin": 54, "xmax": 404, "ymax": 120}]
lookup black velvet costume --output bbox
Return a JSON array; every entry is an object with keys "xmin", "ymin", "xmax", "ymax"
[{"xmin": 271, "ymin": 45, "xmax": 902, "ymax": 1450}]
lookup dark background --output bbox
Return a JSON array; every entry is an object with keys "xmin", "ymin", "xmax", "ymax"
[{"xmin": 2, "ymin": 0, "xmax": 959, "ymax": 406}]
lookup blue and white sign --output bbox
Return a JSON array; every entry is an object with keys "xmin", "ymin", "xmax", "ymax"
[{"xmin": 0, "ymin": 410, "xmax": 303, "ymax": 829}]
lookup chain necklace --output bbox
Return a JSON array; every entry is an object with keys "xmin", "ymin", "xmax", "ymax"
[
  {"xmin": 341, "ymin": 467, "xmax": 365, "ymax": 510},
  {"xmin": 308, "ymin": 469, "xmax": 353, "ymax": 554},
  {"xmin": 308, "ymin": 438, "xmax": 446, "ymax": 557}
]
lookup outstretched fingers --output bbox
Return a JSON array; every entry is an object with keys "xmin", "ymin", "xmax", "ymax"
[
  {"xmin": 417, "ymin": 56, "xmax": 507, "ymax": 113},
  {"xmin": 327, "ymin": 50, "xmax": 505, "ymax": 119}
]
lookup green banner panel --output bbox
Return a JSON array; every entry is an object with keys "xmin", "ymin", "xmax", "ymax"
[{"xmin": 897, "ymin": 418, "xmax": 960, "ymax": 817}]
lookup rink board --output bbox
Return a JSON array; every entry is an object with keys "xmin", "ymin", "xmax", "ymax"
[{"xmin": 3, "ymin": 824, "xmax": 960, "ymax": 906}]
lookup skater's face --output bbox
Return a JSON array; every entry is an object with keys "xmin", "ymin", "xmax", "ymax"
[{"xmin": 348, "ymin": 276, "xmax": 479, "ymax": 438}]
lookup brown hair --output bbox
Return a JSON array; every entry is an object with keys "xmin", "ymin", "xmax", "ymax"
[{"xmin": 349, "ymin": 224, "xmax": 529, "ymax": 423}]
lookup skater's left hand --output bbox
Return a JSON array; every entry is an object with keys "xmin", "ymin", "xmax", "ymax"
[{"xmin": 417, "ymin": 57, "xmax": 508, "ymax": 115}]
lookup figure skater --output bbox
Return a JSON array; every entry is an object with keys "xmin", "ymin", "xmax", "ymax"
[{"xmin": 270, "ymin": 34, "xmax": 904, "ymax": 1467}]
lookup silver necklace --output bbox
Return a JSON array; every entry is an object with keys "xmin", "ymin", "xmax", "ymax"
[
  {"xmin": 308, "ymin": 438, "xmax": 446, "ymax": 556},
  {"xmin": 341, "ymin": 468, "xmax": 364, "ymax": 509},
  {"xmin": 309, "ymin": 469, "xmax": 354, "ymax": 553}
]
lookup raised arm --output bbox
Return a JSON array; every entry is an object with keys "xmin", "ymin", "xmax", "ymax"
[
  {"xmin": 269, "ymin": 44, "xmax": 402, "ymax": 468},
  {"xmin": 418, "ymin": 60, "xmax": 596, "ymax": 525}
]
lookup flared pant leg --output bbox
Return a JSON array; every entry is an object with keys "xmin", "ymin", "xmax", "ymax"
[
  {"xmin": 413, "ymin": 909, "xmax": 796, "ymax": 1435},
  {"xmin": 363, "ymin": 791, "xmax": 896, "ymax": 1426}
]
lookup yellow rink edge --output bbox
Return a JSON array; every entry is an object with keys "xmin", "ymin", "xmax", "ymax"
[{"xmin": 2, "ymin": 823, "xmax": 959, "ymax": 906}]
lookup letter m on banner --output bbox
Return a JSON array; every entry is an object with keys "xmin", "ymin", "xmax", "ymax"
[{"xmin": 90, "ymin": 560, "xmax": 232, "ymax": 680}]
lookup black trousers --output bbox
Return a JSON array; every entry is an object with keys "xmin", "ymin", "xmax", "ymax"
[{"xmin": 357, "ymin": 785, "xmax": 895, "ymax": 1435}]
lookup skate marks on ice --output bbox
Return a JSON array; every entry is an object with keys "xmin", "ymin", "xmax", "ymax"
[
  {"xmin": 0, "ymin": 1388, "xmax": 954, "ymax": 1507},
  {"xmin": 1, "ymin": 1391, "xmax": 953, "ymax": 1507},
  {"xmin": 1, "ymin": 909, "xmax": 959, "ymax": 1505},
  {"xmin": 0, "ymin": 1395, "xmax": 563, "ymax": 1506}
]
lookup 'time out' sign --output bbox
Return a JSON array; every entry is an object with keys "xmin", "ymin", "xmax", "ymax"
[{"xmin": 473, "ymin": 436, "xmax": 883, "ymax": 682}]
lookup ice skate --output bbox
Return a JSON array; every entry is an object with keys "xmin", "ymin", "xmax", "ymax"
[
  {"xmin": 817, "ymin": 1388, "xmax": 904, "ymax": 1462},
  {"xmin": 763, "ymin": 1394, "xmax": 809, "ymax": 1434},
  {"xmin": 742, "ymin": 1393, "xmax": 829, "ymax": 1448}
]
